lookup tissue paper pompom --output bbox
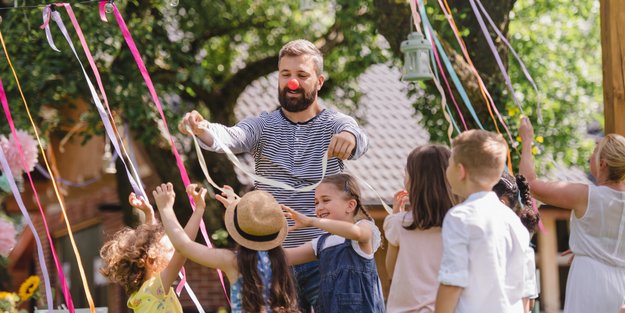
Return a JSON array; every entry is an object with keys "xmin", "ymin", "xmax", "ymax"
[
  {"xmin": 0, "ymin": 217, "xmax": 17, "ymax": 257},
  {"xmin": 0, "ymin": 130, "xmax": 39, "ymax": 177}
]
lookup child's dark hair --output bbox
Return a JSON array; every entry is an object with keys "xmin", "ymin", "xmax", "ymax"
[
  {"xmin": 99, "ymin": 223, "xmax": 170, "ymax": 294},
  {"xmin": 237, "ymin": 246, "xmax": 300, "ymax": 313},
  {"xmin": 320, "ymin": 173, "xmax": 373, "ymax": 221},
  {"xmin": 493, "ymin": 172, "xmax": 540, "ymax": 232},
  {"xmin": 404, "ymin": 145, "xmax": 457, "ymax": 230}
]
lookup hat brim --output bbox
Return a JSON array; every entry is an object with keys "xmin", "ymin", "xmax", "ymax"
[{"xmin": 224, "ymin": 202, "xmax": 288, "ymax": 251}]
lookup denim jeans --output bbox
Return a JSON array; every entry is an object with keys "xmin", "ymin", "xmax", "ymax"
[{"xmin": 292, "ymin": 260, "xmax": 320, "ymax": 313}]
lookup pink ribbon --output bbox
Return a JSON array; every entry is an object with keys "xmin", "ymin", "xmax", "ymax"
[
  {"xmin": 426, "ymin": 26, "xmax": 468, "ymax": 130},
  {"xmin": 0, "ymin": 79, "xmax": 73, "ymax": 312},
  {"xmin": 100, "ymin": 1, "xmax": 230, "ymax": 302},
  {"xmin": 431, "ymin": 0, "xmax": 514, "ymax": 143}
]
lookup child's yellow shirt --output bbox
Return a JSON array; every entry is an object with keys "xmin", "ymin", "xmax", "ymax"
[{"xmin": 127, "ymin": 275, "xmax": 183, "ymax": 313}]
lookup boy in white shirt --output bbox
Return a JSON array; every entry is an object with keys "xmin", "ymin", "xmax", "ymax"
[{"xmin": 434, "ymin": 130, "xmax": 530, "ymax": 313}]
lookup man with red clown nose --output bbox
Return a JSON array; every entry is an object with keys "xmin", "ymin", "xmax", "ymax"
[{"xmin": 178, "ymin": 39, "xmax": 369, "ymax": 313}]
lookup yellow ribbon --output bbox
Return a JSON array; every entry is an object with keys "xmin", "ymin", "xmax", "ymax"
[{"xmin": 0, "ymin": 30, "xmax": 96, "ymax": 313}]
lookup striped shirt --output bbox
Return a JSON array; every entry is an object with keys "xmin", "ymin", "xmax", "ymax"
[{"xmin": 200, "ymin": 108, "xmax": 369, "ymax": 248}]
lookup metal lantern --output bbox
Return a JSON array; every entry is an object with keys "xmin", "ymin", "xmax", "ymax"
[
  {"xmin": 400, "ymin": 32, "xmax": 432, "ymax": 81},
  {"xmin": 300, "ymin": 0, "xmax": 315, "ymax": 11}
]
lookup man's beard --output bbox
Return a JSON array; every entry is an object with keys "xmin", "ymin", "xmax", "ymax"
[{"xmin": 278, "ymin": 84, "xmax": 317, "ymax": 113}]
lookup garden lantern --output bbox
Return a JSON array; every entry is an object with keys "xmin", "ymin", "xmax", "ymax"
[{"xmin": 400, "ymin": 32, "xmax": 432, "ymax": 81}]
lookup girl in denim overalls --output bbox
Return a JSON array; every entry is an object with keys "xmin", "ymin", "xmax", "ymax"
[{"xmin": 285, "ymin": 173, "xmax": 385, "ymax": 313}]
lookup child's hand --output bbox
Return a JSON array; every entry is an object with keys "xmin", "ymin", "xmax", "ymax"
[
  {"xmin": 129, "ymin": 192, "xmax": 153, "ymax": 212},
  {"xmin": 215, "ymin": 185, "xmax": 238, "ymax": 208},
  {"xmin": 153, "ymin": 183, "xmax": 176, "ymax": 212},
  {"xmin": 519, "ymin": 117, "xmax": 534, "ymax": 142},
  {"xmin": 392, "ymin": 190, "xmax": 409, "ymax": 213},
  {"xmin": 186, "ymin": 184, "xmax": 207, "ymax": 211},
  {"xmin": 283, "ymin": 205, "xmax": 314, "ymax": 231},
  {"xmin": 129, "ymin": 192, "xmax": 155, "ymax": 225}
]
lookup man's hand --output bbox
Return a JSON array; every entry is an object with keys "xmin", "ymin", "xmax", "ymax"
[
  {"xmin": 328, "ymin": 131, "xmax": 356, "ymax": 160},
  {"xmin": 178, "ymin": 110, "xmax": 206, "ymax": 136}
]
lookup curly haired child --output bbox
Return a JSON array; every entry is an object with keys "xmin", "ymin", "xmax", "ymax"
[
  {"xmin": 99, "ymin": 184, "xmax": 207, "ymax": 312},
  {"xmin": 493, "ymin": 172, "xmax": 540, "ymax": 312}
]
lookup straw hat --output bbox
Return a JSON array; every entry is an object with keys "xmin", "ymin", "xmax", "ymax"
[{"xmin": 225, "ymin": 190, "xmax": 288, "ymax": 251}]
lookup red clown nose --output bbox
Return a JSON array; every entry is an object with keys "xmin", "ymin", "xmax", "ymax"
[{"xmin": 287, "ymin": 79, "xmax": 300, "ymax": 90}]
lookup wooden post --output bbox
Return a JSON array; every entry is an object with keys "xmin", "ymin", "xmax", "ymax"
[
  {"xmin": 601, "ymin": 0, "xmax": 625, "ymax": 135},
  {"xmin": 537, "ymin": 209, "xmax": 564, "ymax": 313}
]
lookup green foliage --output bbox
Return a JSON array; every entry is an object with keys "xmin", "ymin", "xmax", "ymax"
[
  {"xmin": 0, "ymin": 0, "xmax": 388, "ymax": 139},
  {"xmin": 410, "ymin": 0, "xmax": 601, "ymax": 170},
  {"xmin": 507, "ymin": 0, "xmax": 601, "ymax": 168},
  {"xmin": 0, "ymin": 0, "xmax": 601, "ymax": 182}
]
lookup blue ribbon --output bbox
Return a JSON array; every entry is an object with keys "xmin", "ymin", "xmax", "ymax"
[{"xmin": 418, "ymin": 0, "xmax": 485, "ymax": 129}]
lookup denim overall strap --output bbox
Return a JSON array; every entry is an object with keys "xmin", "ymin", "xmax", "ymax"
[
  {"xmin": 316, "ymin": 233, "xmax": 385, "ymax": 313},
  {"xmin": 316, "ymin": 233, "xmax": 331, "ymax": 256}
]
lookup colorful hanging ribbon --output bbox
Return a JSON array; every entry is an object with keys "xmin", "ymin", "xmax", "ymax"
[
  {"xmin": 468, "ymin": 0, "xmax": 525, "ymax": 119},
  {"xmin": 429, "ymin": 0, "xmax": 516, "ymax": 173},
  {"xmin": 0, "ymin": 81, "xmax": 54, "ymax": 313},
  {"xmin": 43, "ymin": 5, "xmax": 205, "ymax": 310},
  {"xmin": 0, "ymin": 31, "xmax": 76, "ymax": 312},
  {"xmin": 41, "ymin": 4, "xmax": 147, "ymax": 201},
  {"xmin": 418, "ymin": 0, "xmax": 515, "ymax": 172},
  {"xmin": 409, "ymin": 0, "xmax": 457, "ymax": 140},
  {"xmin": 98, "ymin": 1, "xmax": 229, "ymax": 301},
  {"xmin": 473, "ymin": 0, "xmax": 542, "ymax": 122},
  {"xmin": 415, "ymin": 0, "xmax": 485, "ymax": 130},
  {"xmin": 435, "ymin": 0, "xmax": 512, "ymax": 141}
]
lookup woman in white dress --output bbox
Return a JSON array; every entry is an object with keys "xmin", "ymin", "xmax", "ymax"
[{"xmin": 519, "ymin": 117, "xmax": 625, "ymax": 313}]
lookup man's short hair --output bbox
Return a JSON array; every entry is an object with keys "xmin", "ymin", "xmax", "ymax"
[
  {"xmin": 279, "ymin": 39, "xmax": 323, "ymax": 75},
  {"xmin": 451, "ymin": 129, "xmax": 508, "ymax": 184}
]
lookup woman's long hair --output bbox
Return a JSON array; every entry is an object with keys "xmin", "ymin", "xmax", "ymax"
[{"xmin": 237, "ymin": 246, "xmax": 300, "ymax": 313}]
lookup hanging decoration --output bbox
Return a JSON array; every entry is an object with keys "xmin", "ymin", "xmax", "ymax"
[{"xmin": 400, "ymin": 31, "xmax": 432, "ymax": 81}]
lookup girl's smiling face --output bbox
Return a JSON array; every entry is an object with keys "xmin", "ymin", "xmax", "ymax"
[{"xmin": 314, "ymin": 183, "xmax": 356, "ymax": 222}]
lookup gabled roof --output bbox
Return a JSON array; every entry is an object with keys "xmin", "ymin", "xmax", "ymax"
[{"xmin": 233, "ymin": 64, "xmax": 429, "ymax": 205}]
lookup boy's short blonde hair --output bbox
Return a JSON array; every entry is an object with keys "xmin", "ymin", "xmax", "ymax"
[{"xmin": 451, "ymin": 130, "xmax": 508, "ymax": 185}]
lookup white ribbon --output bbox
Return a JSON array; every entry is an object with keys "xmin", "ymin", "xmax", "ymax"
[{"xmin": 193, "ymin": 125, "xmax": 393, "ymax": 214}]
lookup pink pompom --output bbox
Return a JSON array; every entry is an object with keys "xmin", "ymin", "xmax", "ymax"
[
  {"xmin": 0, "ymin": 130, "xmax": 39, "ymax": 177},
  {"xmin": 0, "ymin": 217, "xmax": 17, "ymax": 257}
]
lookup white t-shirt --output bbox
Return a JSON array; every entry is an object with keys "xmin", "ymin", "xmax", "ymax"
[
  {"xmin": 311, "ymin": 219, "xmax": 381, "ymax": 258},
  {"xmin": 439, "ymin": 191, "xmax": 530, "ymax": 313}
]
